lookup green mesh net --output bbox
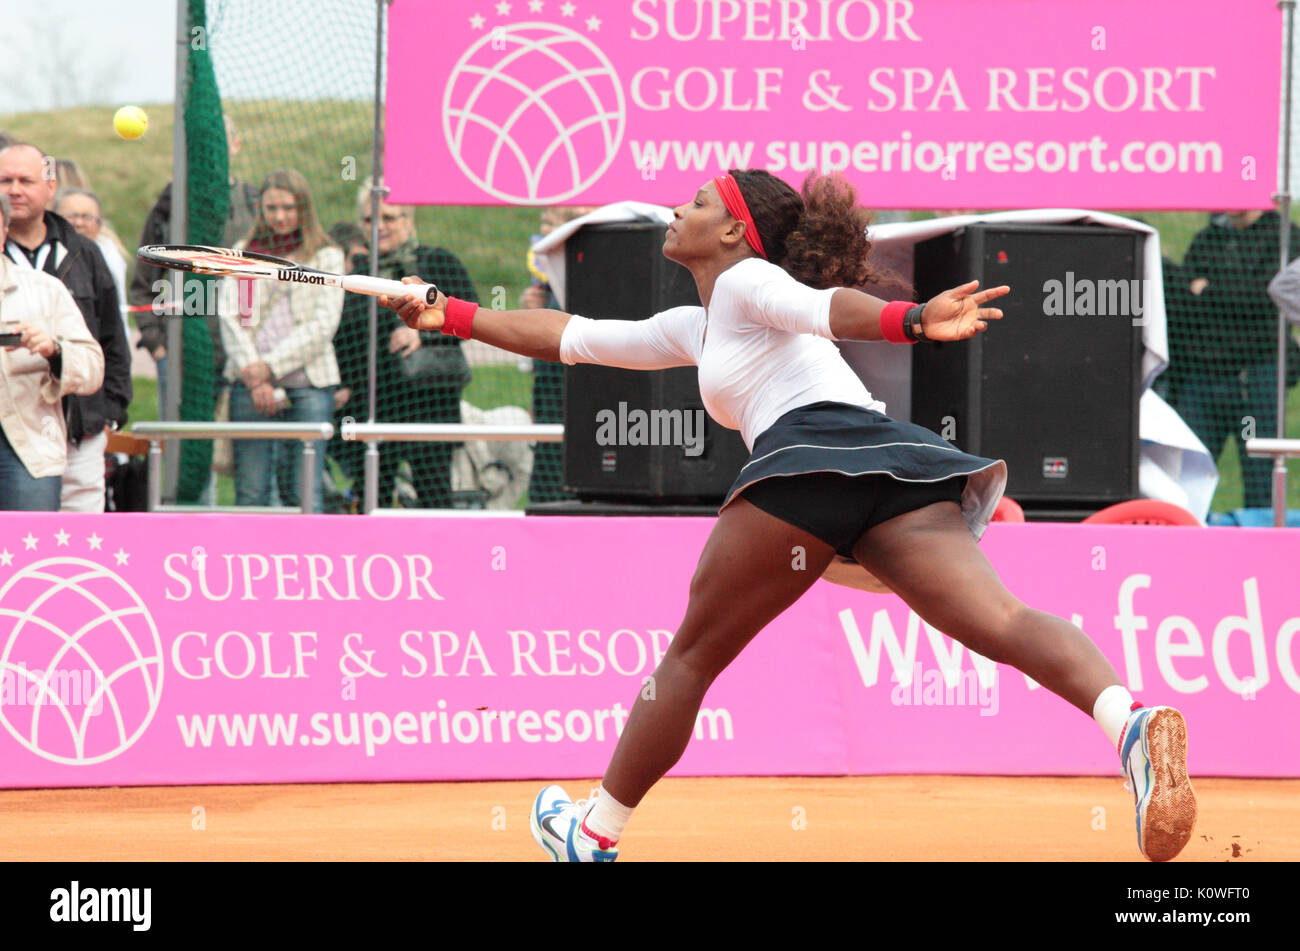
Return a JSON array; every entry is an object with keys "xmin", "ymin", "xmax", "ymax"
[
  {"xmin": 1155, "ymin": 211, "xmax": 1300, "ymax": 511},
  {"xmin": 175, "ymin": 0, "xmax": 223, "ymax": 504},
  {"xmin": 139, "ymin": 0, "xmax": 559, "ymax": 510}
]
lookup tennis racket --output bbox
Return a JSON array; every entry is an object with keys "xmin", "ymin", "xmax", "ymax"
[{"xmin": 136, "ymin": 245, "xmax": 440, "ymax": 305}]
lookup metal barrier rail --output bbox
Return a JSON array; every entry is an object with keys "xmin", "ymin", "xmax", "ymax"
[
  {"xmin": 132, "ymin": 421, "xmax": 334, "ymax": 514},
  {"xmin": 1244, "ymin": 438, "xmax": 1300, "ymax": 527},
  {"xmin": 339, "ymin": 423, "xmax": 563, "ymax": 441},
  {"xmin": 340, "ymin": 423, "xmax": 563, "ymax": 513},
  {"xmin": 130, "ymin": 421, "xmax": 562, "ymax": 515}
]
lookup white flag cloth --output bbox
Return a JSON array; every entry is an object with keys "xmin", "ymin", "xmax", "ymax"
[{"xmin": 530, "ymin": 202, "xmax": 674, "ymax": 310}]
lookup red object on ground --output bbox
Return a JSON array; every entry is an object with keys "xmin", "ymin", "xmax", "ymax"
[
  {"xmin": 992, "ymin": 496, "xmax": 1025, "ymax": 522},
  {"xmin": 1081, "ymin": 499, "xmax": 1201, "ymax": 526}
]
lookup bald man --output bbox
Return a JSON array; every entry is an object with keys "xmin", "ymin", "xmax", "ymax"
[{"xmin": 0, "ymin": 142, "xmax": 132, "ymax": 512}]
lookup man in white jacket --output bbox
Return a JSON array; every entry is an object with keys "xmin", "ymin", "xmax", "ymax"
[{"xmin": 0, "ymin": 195, "xmax": 105, "ymax": 510}]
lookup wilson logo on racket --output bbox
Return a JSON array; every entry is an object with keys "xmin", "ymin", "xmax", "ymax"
[{"xmin": 277, "ymin": 269, "xmax": 327, "ymax": 285}]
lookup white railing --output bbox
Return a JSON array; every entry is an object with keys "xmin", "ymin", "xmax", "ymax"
[
  {"xmin": 340, "ymin": 423, "xmax": 562, "ymax": 513},
  {"xmin": 1244, "ymin": 438, "xmax": 1300, "ymax": 527},
  {"xmin": 129, "ymin": 421, "xmax": 561, "ymax": 515},
  {"xmin": 132, "ymin": 421, "xmax": 334, "ymax": 513}
]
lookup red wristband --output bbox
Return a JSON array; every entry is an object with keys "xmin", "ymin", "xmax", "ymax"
[
  {"xmin": 442, "ymin": 297, "xmax": 478, "ymax": 339},
  {"xmin": 879, "ymin": 300, "xmax": 914, "ymax": 344}
]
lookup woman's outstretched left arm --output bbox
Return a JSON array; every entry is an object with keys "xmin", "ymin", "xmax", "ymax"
[{"xmin": 829, "ymin": 280, "xmax": 1010, "ymax": 342}]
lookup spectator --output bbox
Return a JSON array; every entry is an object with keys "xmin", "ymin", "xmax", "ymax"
[
  {"xmin": 53, "ymin": 158, "xmax": 88, "ymax": 188},
  {"xmin": 0, "ymin": 142, "xmax": 132, "ymax": 513},
  {"xmin": 0, "ymin": 194, "xmax": 105, "ymax": 511},
  {"xmin": 219, "ymin": 168, "xmax": 342, "ymax": 512},
  {"xmin": 131, "ymin": 115, "xmax": 259, "ymax": 415},
  {"xmin": 1167, "ymin": 210, "xmax": 1300, "ymax": 509},
  {"xmin": 328, "ymin": 221, "xmax": 368, "ymax": 270},
  {"xmin": 1155, "ymin": 255, "xmax": 1198, "ymax": 404},
  {"xmin": 55, "ymin": 161, "xmax": 131, "ymax": 298},
  {"xmin": 54, "ymin": 187, "xmax": 130, "ymax": 341},
  {"xmin": 330, "ymin": 181, "xmax": 477, "ymax": 509}
]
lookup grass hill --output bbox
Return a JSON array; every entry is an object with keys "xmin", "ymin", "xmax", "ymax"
[{"xmin": 0, "ymin": 102, "xmax": 539, "ymax": 306}]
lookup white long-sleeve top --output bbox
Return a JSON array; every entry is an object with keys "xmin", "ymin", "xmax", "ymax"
[{"xmin": 559, "ymin": 257, "xmax": 885, "ymax": 449}]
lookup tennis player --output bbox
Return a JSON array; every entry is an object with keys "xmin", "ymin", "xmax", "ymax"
[{"xmin": 382, "ymin": 170, "xmax": 1196, "ymax": 863}]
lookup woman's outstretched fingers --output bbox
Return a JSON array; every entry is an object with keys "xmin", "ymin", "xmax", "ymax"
[{"xmin": 976, "ymin": 284, "xmax": 1011, "ymax": 304}]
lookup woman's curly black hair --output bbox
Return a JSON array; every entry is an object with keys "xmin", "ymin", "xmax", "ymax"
[{"xmin": 728, "ymin": 169, "xmax": 910, "ymax": 295}]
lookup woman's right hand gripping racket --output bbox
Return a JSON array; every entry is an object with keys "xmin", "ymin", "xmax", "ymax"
[
  {"xmin": 382, "ymin": 275, "xmax": 447, "ymax": 333},
  {"xmin": 137, "ymin": 245, "xmax": 442, "ymax": 306}
]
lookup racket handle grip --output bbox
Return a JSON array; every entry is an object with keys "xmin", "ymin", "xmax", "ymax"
[{"xmin": 342, "ymin": 274, "xmax": 440, "ymax": 305}]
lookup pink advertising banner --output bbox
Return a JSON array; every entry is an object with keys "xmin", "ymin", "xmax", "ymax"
[
  {"xmin": 0, "ymin": 514, "xmax": 1297, "ymax": 789},
  {"xmin": 386, "ymin": 0, "xmax": 1280, "ymax": 209}
]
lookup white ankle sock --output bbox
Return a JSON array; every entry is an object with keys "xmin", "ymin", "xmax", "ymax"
[
  {"xmin": 583, "ymin": 786, "xmax": 634, "ymax": 843},
  {"xmin": 1093, "ymin": 684, "xmax": 1138, "ymax": 751}
]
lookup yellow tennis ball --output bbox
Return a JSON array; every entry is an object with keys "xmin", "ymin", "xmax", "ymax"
[{"xmin": 113, "ymin": 106, "xmax": 148, "ymax": 140}]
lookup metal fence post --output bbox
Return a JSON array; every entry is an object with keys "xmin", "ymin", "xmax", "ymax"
[
  {"xmin": 148, "ymin": 439, "xmax": 164, "ymax": 512},
  {"xmin": 364, "ymin": 443, "xmax": 380, "ymax": 513},
  {"xmin": 301, "ymin": 440, "xmax": 317, "ymax": 515}
]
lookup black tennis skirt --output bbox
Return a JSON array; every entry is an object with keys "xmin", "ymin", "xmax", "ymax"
[{"xmin": 721, "ymin": 401, "xmax": 1007, "ymax": 552}]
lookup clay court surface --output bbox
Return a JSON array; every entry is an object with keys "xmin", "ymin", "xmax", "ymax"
[{"xmin": 1, "ymin": 776, "xmax": 1295, "ymax": 861}]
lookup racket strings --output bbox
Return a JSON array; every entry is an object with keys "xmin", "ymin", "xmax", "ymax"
[
  {"xmin": 141, "ymin": 246, "xmax": 294, "ymax": 275},
  {"xmin": 192, "ymin": 254, "xmax": 269, "ymax": 273}
]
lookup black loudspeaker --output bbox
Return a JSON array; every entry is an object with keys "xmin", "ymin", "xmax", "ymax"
[
  {"xmin": 911, "ymin": 224, "xmax": 1144, "ymax": 511},
  {"xmin": 562, "ymin": 222, "xmax": 750, "ymax": 502}
]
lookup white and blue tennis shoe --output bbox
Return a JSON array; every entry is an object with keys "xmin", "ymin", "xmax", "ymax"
[
  {"xmin": 1120, "ymin": 706, "xmax": 1197, "ymax": 862},
  {"xmin": 529, "ymin": 785, "xmax": 619, "ymax": 863}
]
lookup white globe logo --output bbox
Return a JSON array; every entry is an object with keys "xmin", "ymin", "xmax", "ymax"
[
  {"xmin": 444, "ymin": 21, "xmax": 626, "ymax": 204},
  {"xmin": 0, "ymin": 557, "xmax": 163, "ymax": 765}
]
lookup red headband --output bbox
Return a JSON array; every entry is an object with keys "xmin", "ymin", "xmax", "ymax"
[{"xmin": 713, "ymin": 174, "xmax": 767, "ymax": 260}]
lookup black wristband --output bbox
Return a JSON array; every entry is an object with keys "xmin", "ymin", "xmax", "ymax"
[{"xmin": 903, "ymin": 304, "xmax": 926, "ymax": 341}]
